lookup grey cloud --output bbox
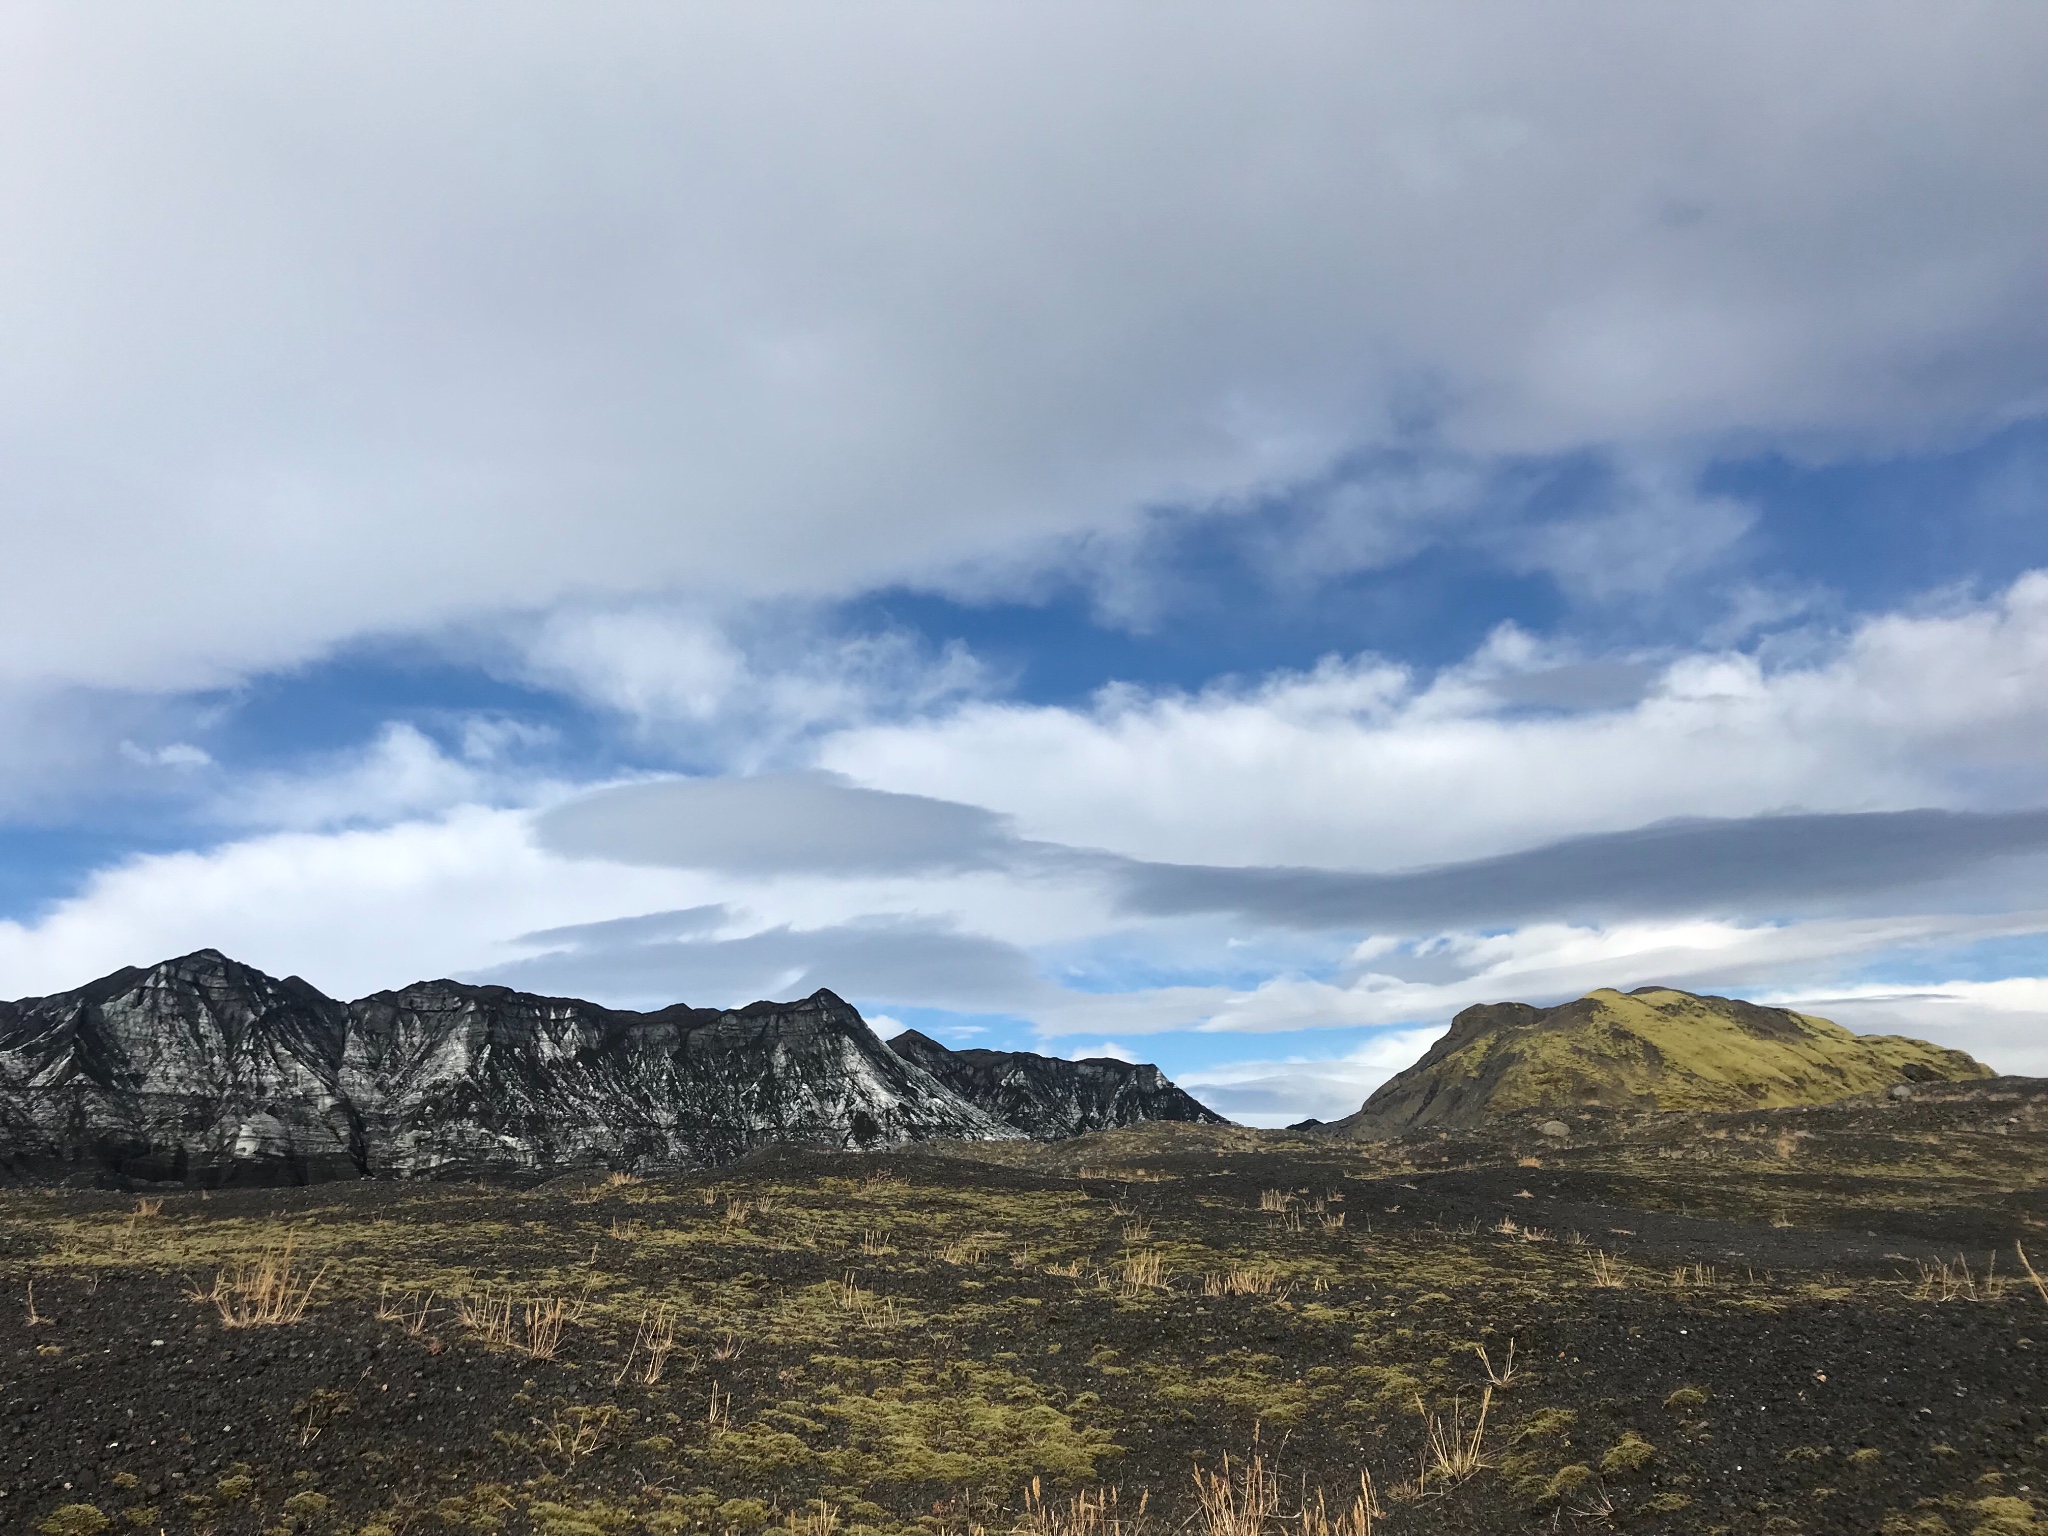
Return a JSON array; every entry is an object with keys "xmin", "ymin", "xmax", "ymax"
[
  {"xmin": 1485, "ymin": 661, "xmax": 1657, "ymax": 711},
  {"xmin": 537, "ymin": 773, "xmax": 1021, "ymax": 876},
  {"xmin": 489, "ymin": 906, "xmax": 1051, "ymax": 1015},
  {"xmin": 1116, "ymin": 809, "xmax": 2048, "ymax": 932},
  {"xmin": 541, "ymin": 773, "xmax": 2048, "ymax": 936}
]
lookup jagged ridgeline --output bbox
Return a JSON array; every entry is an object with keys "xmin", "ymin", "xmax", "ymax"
[
  {"xmin": 0, "ymin": 950, "xmax": 1222, "ymax": 1186},
  {"xmin": 1327, "ymin": 984, "xmax": 1991, "ymax": 1139}
]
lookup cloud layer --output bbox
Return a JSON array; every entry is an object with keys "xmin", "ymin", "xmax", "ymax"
[{"xmin": 2, "ymin": 4, "xmax": 2045, "ymax": 698}]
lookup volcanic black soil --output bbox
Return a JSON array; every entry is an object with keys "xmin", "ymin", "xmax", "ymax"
[{"xmin": 4, "ymin": 1080, "xmax": 2046, "ymax": 1536}]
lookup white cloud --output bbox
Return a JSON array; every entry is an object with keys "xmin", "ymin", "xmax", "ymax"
[
  {"xmin": 119, "ymin": 740, "xmax": 213, "ymax": 770},
  {"xmin": 1177, "ymin": 1027, "xmax": 1446, "ymax": 1128},
  {"xmin": 514, "ymin": 605, "xmax": 987, "ymax": 759},
  {"xmin": 0, "ymin": 5, "xmax": 2043, "ymax": 695},
  {"xmin": 821, "ymin": 571, "xmax": 2048, "ymax": 868},
  {"xmin": 1758, "ymin": 978, "xmax": 2048, "ymax": 1077},
  {"xmin": 219, "ymin": 722, "xmax": 535, "ymax": 831},
  {"xmin": 1069, "ymin": 1041, "xmax": 1140, "ymax": 1065}
]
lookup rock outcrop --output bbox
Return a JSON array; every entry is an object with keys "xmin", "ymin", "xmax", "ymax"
[
  {"xmin": 1326, "ymin": 985, "xmax": 1992, "ymax": 1140},
  {"xmin": 0, "ymin": 950, "xmax": 1024, "ymax": 1183},
  {"xmin": 885, "ymin": 1029, "xmax": 1225, "ymax": 1139}
]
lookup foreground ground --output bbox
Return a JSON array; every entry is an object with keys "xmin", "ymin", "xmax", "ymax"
[{"xmin": 4, "ymin": 1080, "xmax": 2047, "ymax": 1536}]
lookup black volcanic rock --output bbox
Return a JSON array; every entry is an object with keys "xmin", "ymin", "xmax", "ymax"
[
  {"xmin": 0, "ymin": 950, "xmax": 1019, "ymax": 1183},
  {"xmin": 885, "ymin": 1028, "xmax": 1226, "ymax": 1139}
]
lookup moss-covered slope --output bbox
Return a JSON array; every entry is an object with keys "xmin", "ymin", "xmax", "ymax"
[{"xmin": 1330, "ymin": 985, "xmax": 1989, "ymax": 1139}]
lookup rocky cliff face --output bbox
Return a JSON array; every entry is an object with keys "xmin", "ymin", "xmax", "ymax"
[
  {"xmin": 885, "ymin": 1029, "xmax": 1225, "ymax": 1139},
  {"xmin": 1325, "ymin": 985, "xmax": 1992, "ymax": 1140},
  {"xmin": 0, "ymin": 950, "xmax": 1022, "ymax": 1184}
]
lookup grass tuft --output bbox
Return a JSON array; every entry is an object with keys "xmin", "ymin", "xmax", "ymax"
[{"xmin": 189, "ymin": 1236, "xmax": 329, "ymax": 1328}]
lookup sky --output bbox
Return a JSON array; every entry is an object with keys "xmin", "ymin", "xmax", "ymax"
[{"xmin": 1, "ymin": 3, "xmax": 2044, "ymax": 1125}]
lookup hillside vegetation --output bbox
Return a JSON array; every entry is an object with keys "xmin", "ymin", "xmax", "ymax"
[{"xmin": 1331, "ymin": 986, "xmax": 1988, "ymax": 1139}]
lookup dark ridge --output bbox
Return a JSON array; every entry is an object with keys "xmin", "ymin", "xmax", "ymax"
[
  {"xmin": 0, "ymin": 952, "xmax": 1224, "ymax": 1187},
  {"xmin": 886, "ymin": 1028, "xmax": 1226, "ymax": 1140}
]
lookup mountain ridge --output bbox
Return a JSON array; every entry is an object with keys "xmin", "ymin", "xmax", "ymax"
[
  {"xmin": 885, "ymin": 1028, "xmax": 1226, "ymax": 1139},
  {"xmin": 0, "ymin": 950, "xmax": 1215, "ymax": 1184}
]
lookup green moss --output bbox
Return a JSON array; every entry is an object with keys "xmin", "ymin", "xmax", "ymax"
[
  {"xmin": 1542, "ymin": 1464, "xmax": 1595, "ymax": 1503},
  {"xmin": 1973, "ymin": 1496, "xmax": 2048, "ymax": 1536},
  {"xmin": 37, "ymin": 1508, "xmax": 111, "ymax": 1536},
  {"xmin": 1599, "ymin": 1430, "xmax": 1654, "ymax": 1476},
  {"xmin": 809, "ymin": 1360, "xmax": 1118, "ymax": 1491},
  {"xmin": 1664, "ymin": 1386, "xmax": 1709, "ymax": 1410},
  {"xmin": 1155, "ymin": 1352, "xmax": 1329, "ymax": 1424},
  {"xmin": 528, "ymin": 1501, "xmax": 642, "ymax": 1536},
  {"xmin": 714, "ymin": 1498, "xmax": 771, "ymax": 1531},
  {"xmin": 1515, "ymin": 1407, "xmax": 1579, "ymax": 1441}
]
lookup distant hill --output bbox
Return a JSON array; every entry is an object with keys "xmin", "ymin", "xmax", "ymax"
[
  {"xmin": 886, "ymin": 1029, "xmax": 1225, "ymax": 1139},
  {"xmin": 1326, "ymin": 985, "xmax": 1991, "ymax": 1139}
]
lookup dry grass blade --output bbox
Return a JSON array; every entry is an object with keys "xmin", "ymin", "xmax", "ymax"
[
  {"xmin": 456, "ymin": 1285, "xmax": 584, "ymax": 1358},
  {"xmin": 783, "ymin": 1499, "xmax": 841, "ymax": 1536},
  {"xmin": 1118, "ymin": 1249, "xmax": 1169, "ymax": 1295},
  {"xmin": 24, "ymin": 1280, "xmax": 52, "ymax": 1326},
  {"xmin": 1298, "ymin": 1473, "xmax": 1380, "ymax": 1536},
  {"xmin": 539, "ymin": 1404, "xmax": 618, "ymax": 1463},
  {"xmin": 1473, "ymin": 1337, "xmax": 1518, "ymax": 1388},
  {"xmin": 1017, "ymin": 1476, "xmax": 1149, "ymax": 1536},
  {"xmin": 1588, "ymin": 1250, "xmax": 1627, "ymax": 1289},
  {"xmin": 1121, "ymin": 1216, "xmax": 1153, "ymax": 1243},
  {"xmin": 522, "ymin": 1294, "xmax": 579, "ymax": 1359},
  {"xmin": 1201, "ymin": 1268, "xmax": 1288, "ymax": 1299},
  {"xmin": 1258, "ymin": 1189, "xmax": 1295, "ymax": 1213},
  {"xmin": 706, "ymin": 1381, "xmax": 731, "ymax": 1434},
  {"xmin": 2018, "ymin": 1242, "xmax": 2048, "ymax": 1305},
  {"xmin": 455, "ymin": 1287, "xmax": 518, "ymax": 1348},
  {"xmin": 1913, "ymin": 1253, "xmax": 2007, "ymax": 1303},
  {"xmin": 1190, "ymin": 1449, "xmax": 1279, "ymax": 1536},
  {"xmin": 712, "ymin": 1329, "xmax": 745, "ymax": 1361},
  {"xmin": 1415, "ymin": 1386, "xmax": 1492, "ymax": 1490},
  {"xmin": 375, "ymin": 1282, "xmax": 438, "ymax": 1338},
  {"xmin": 192, "ymin": 1237, "xmax": 330, "ymax": 1328}
]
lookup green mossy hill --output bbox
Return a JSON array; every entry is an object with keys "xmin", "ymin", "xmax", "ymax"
[{"xmin": 1329, "ymin": 986, "xmax": 1989, "ymax": 1139}]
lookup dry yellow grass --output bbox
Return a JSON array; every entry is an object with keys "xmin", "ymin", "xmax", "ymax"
[
  {"xmin": 1589, "ymin": 1250, "xmax": 1627, "ymax": 1288},
  {"xmin": 1300, "ymin": 1474, "xmax": 1379, "ymax": 1536},
  {"xmin": 374, "ymin": 1282, "xmax": 437, "ymax": 1337},
  {"xmin": 2018, "ymin": 1242, "xmax": 2048, "ymax": 1305},
  {"xmin": 188, "ymin": 1237, "xmax": 329, "ymax": 1328},
  {"xmin": 1118, "ymin": 1249, "xmax": 1169, "ymax": 1294},
  {"xmin": 1201, "ymin": 1268, "xmax": 1286, "ymax": 1299},
  {"xmin": 1415, "ymin": 1387, "xmax": 1491, "ymax": 1489},
  {"xmin": 614, "ymin": 1304, "xmax": 677, "ymax": 1386},
  {"xmin": 1190, "ymin": 1448, "xmax": 1278, "ymax": 1536},
  {"xmin": 1017, "ymin": 1477, "xmax": 1148, "ymax": 1536},
  {"xmin": 1912, "ymin": 1253, "xmax": 2008, "ymax": 1303},
  {"xmin": 1473, "ymin": 1338, "xmax": 1518, "ymax": 1388},
  {"xmin": 454, "ymin": 1287, "xmax": 585, "ymax": 1358}
]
